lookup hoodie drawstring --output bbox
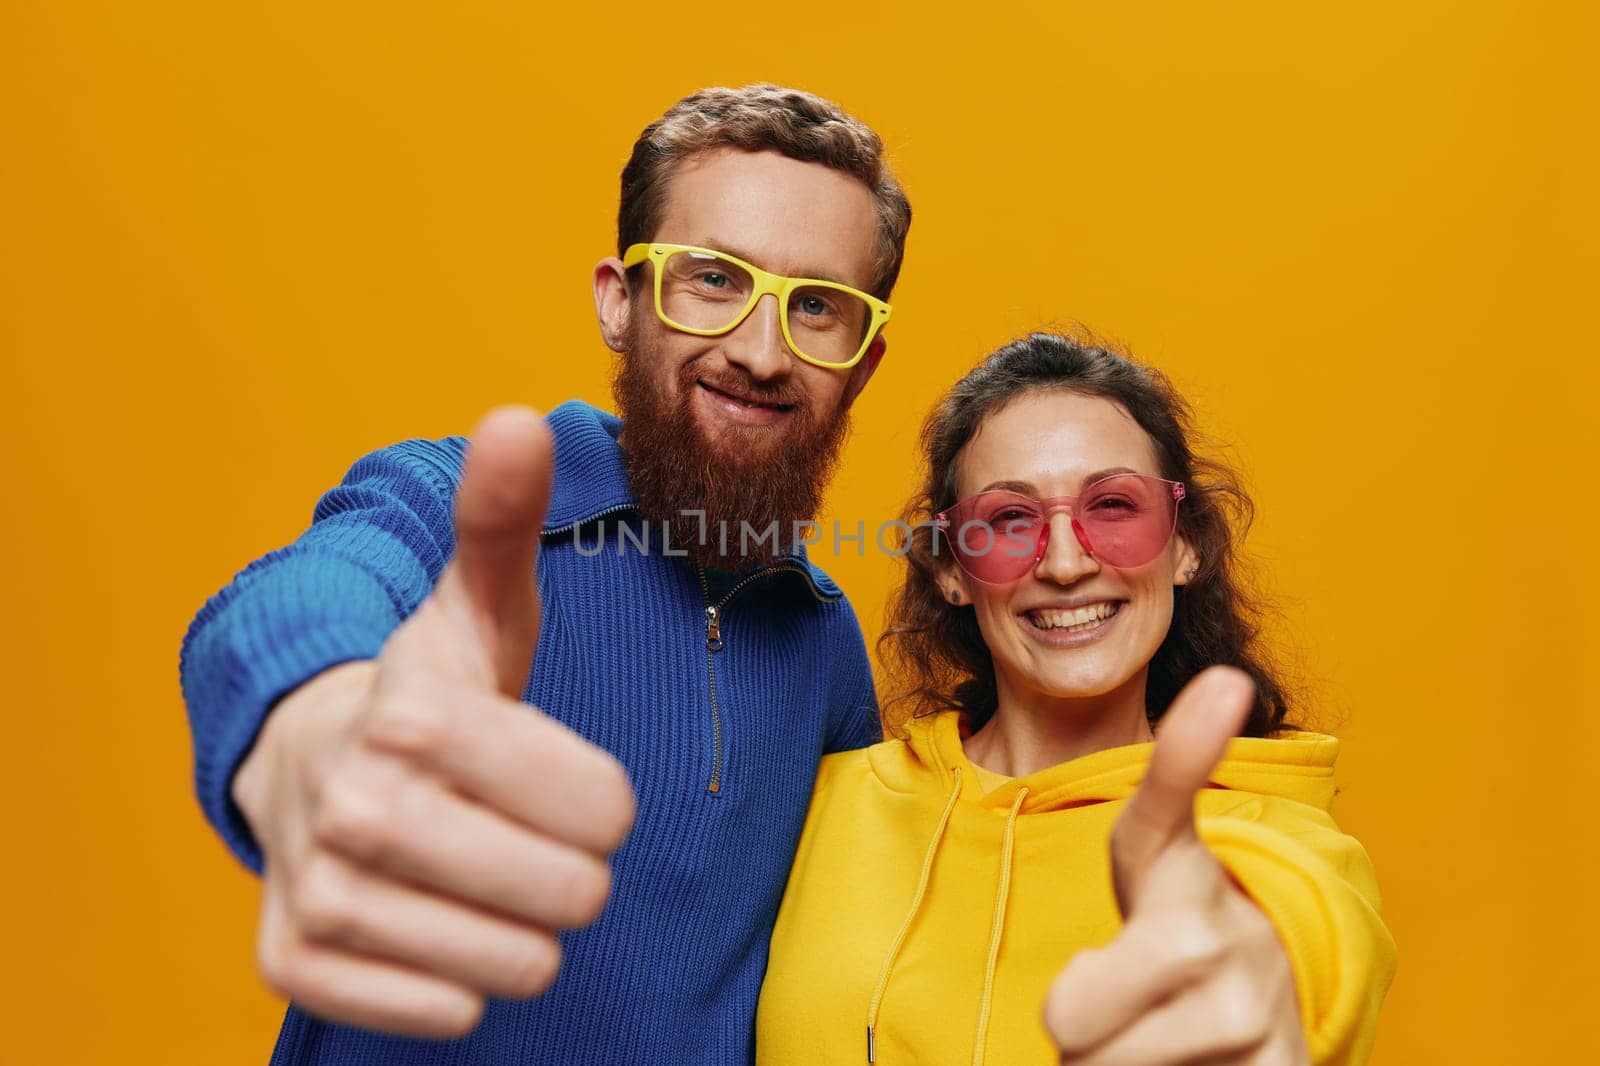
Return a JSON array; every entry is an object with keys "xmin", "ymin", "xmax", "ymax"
[
  {"xmin": 970, "ymin": 787, "xmax": 1029, "ymax": 1066},
  {"xmin": 866, "ymin": 767, "xmax": 962, "ymax": 1063}
]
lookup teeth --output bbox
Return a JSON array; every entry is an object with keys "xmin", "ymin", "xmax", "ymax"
[{"xmin": 1031, "ymin": 602, "xmax": 1118, "ymax": 631}]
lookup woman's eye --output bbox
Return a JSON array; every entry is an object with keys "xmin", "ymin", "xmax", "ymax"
[{"xmin": 1088, "ymin": 496, "xmax": 1138, "ymax": 513}]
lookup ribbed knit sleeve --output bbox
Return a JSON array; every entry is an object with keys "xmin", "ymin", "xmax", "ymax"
[
  {"xmin": 824, "ymin": 598, "xmax": 882, "ymax": 753},
  {"xmin": 178, "ymin": 438, "xmax": 467, "ymax": 873}
]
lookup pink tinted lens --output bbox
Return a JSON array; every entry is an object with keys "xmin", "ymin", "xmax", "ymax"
[
  {"xmin": 1072, "ymin": 474, "xmax": 1179, "ymax": 568},
  {"xmin": 942, "ymin": 491, "xmax": 1047, "ymax": 584},
  {"xmin": 940, "ymin": 477, "xmax": 1179, "ymax": 582}
]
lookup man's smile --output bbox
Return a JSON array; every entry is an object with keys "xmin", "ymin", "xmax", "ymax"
[{"xmin": 695, "ymin": 378, "xmax": 797, "ymax": 427}]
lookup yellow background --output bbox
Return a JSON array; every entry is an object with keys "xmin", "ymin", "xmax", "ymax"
[{"xmin": 3, "ymin": 1, "xmax": 1595, "ymax": 1062}]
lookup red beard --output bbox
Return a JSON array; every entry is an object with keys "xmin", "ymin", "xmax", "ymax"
[{"xmin": 611, "ymin": 333, "xmax": 852, "ymax": 571}]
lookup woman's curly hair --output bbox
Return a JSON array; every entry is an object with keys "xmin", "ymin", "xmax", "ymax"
[{"xmin": 879, "ymin": 332, "xmax": 1296, "ymax": 738}]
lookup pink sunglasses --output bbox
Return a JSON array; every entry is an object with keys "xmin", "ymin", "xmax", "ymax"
[{"xmin": 935, "ymin": 473, "xmax": 1186, "ymax": 585}]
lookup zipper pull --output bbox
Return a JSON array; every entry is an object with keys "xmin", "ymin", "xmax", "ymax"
[{"xmin": 705, "ymin": 604, "xmax": 724, "ymax": 652}]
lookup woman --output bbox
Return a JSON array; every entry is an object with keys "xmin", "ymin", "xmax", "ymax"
[{"xmin": 756, "ymin": 334, "xmax": 1395, "ymax": 1064}]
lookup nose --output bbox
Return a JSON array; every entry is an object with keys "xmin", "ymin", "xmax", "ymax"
[
  {"xmin": 1033, "ymin": 511, "xmax": 1100, "ymax": 585},
  {"xmin": 722, "ymin": 294, "xmax": 793, "ymax": 382}
]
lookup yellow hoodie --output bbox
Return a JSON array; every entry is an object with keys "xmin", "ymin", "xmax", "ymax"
[{"xmin": 756, "ymin": 711, "xmax": 1395, "ymax": 1065}]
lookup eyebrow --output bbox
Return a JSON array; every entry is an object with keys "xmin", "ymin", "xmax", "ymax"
[
  {"xmin": 975, "ymin": 467, "xmax": 1142, "ymax": 496},
  {"xmin": 693, "ymin": 237, "xmax": 858, "ymax": 289}
]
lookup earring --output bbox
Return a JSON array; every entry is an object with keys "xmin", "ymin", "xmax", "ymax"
[
  {"xmin": 1184, "ymin": 567, "xmax": 1198, "ymax": 580},
  {"xmin": 949, "ymin": 590, "xmax": 963, "ymax": 604}
]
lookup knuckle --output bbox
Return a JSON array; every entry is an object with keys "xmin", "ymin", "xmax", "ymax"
[
  {"xmin": 311, "ymin": 777, "xmax": 390, "ymax": 860},
  {"xmin": 1153, "ymin": 909, "xmax": 1227, "ymax": 974},
  {"xmin": 292, "ymin": 856, "xmax": 360, "ymax": 942},
  {"xmin": 1212, "ymin": 991, "xmax": 1271, "ymax": 1049},
  {"xmin": 593, "ymin": 764, "xmax": 638, "ymax": 851},
  {"xmin": 292, "ymin": 972, "xmax": 346, "ymax": 1018},
  {"xmin": 553, "ymin": 856, "xmax": 613, "ymax": 927},
  {"xmin": 501, "ymin": 934, "xmax": 563, "ymax": 999},
  {"xmin": 1042, "ymin": 998, "xmax": 1083, "ymax": 1054},
  {"xmin": 256, "ymin": 932, "xmax": 299, "ymax": 999},
  {"xmin": 1042, "ymin": 953, "xmax": 1095, "ymax": 1049},
  {"xmin": 1239, "ymin": 903, "xmax": 1286, "ymax": 954},
  {"xmin": 365, "ymin": 694, "xmax": 453, "ymax": 758},
  {"xmin": 419, "ymin": 993, "xmax": 485, "ymax": 1039},
  {"xmin": 386, "ymin": 771, "xmax": 444, "ymax": 840},
  {"xmin": 1050, "ymin": 948, "xmax": 1098, "ymax": 996}
]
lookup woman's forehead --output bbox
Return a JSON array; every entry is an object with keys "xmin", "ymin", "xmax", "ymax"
[{"xmin": 957, "ymin": 391, "xmax": 1160, "ymax": 495}]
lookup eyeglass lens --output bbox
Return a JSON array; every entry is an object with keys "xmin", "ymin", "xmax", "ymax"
[
  {"xmin": 658, "ymin": 249, "xmax": 872, "ymax": 366},
  {"xmin": 944, "ymin": 475, "xmax": 1179, "ymax": 583}
]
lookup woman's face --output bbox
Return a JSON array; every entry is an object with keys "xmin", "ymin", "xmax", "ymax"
[{"xmin": 940, "ymin": 390, "xmax": 1197, "ymax": 711}]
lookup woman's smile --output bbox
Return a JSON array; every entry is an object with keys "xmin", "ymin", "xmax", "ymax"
[{"xmin": 1019, "ymin": 599, "xmax": 1125, "ymax": 646}]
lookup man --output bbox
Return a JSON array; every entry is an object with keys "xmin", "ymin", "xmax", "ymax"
[{"xmin": 182, "ymin": 84, "xmax": 908, "ymax": 1063}]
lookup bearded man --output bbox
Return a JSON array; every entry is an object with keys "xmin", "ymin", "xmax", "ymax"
[{"xmin": 180, "ymin": 84, "xmax": 909, "ymax": 1064}]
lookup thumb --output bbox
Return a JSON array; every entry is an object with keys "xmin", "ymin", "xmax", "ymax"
[
  {"xmin": 434, "ymin": 405, "xmax": 555, "ymax": 698},
  {"xmin": 1112, "ymin": 665, "xmax": 1254, "ymax": 913}
]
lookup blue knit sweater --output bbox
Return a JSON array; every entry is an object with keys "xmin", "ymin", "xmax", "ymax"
[{"xmin": 179, "ymin": 400, "xmax": 881, "ymax": 1064}]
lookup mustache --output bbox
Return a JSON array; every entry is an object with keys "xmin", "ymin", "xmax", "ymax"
[{"xmin": 683, "ymin": 362, "xmax": 811, "ymax": 412}]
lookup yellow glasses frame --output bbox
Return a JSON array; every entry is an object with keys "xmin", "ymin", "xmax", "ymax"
[{"xmin": 621, "ymin": 242, "xmax": 892, "ymax": 370}]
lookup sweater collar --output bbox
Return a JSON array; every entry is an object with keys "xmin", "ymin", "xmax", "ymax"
[
  {"xmin": 540, "ymin": 399, "xmax": 843, "ymax": 599},
  {"xmin": 542, "ymin": 400, "xmax": 634, "ymax": 533}
]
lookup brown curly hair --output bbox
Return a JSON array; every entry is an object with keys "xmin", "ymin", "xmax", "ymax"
[
  {"xmin": 879, "ymin": 332, "xmax": 1295, "ymax": 739},
  {"xmin": 617, "ymin": 83, "xmax": 912, "ymax": 300}
]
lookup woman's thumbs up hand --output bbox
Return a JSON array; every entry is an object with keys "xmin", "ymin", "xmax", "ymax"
[{"xmin": 1042, "ymin": 667, "xmax": 1309, "ymax": 1066}]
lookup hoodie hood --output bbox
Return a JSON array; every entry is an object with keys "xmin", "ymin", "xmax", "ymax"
[{"xmin": 875, "ymin": 708, "xmax": 1341, "ymax": 814}]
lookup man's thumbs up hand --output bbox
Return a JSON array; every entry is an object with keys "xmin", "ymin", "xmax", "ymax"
[
  {"xmin": 420, "ymin": 405, "xmax": 556, "ymax": 698},
  {"xmin": 233, "ymin": 407, "xmax": 637, "ymax": 1039},
  {"xmin": 1043, "ymin": 667, "xmax": 1309, "ymax": 1065}
]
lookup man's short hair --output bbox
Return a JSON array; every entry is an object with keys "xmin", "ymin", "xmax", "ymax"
[{"xmin": 618, "ymin": 83, "xmax": 912, "ymax": 300}]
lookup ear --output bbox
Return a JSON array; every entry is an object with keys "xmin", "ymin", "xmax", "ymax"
[
  {"xmin": 593, "ymin": 257, "xmax": 634, "ymax": 353},
  {"xmin": 841, "ymin": 334, "xmax": 887, "ymax": 407},
  {"xmin": 936, "ymin": 561, "xmax": 974, "ymax": 608},
  {"xmin": 1172, "ymin": 533, "xmax": 1200, "ymax": 586}
]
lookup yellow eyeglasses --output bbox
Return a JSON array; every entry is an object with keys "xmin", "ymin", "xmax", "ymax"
[{"xmin": 621, "ymin": 242, "xmax": 892, "ymax": 370}]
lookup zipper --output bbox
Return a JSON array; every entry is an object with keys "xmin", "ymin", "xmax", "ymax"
[
  {"xmin": 545, "ymin": 507, "xmax": 836, "ymax": 793},
  {"xmin": 696, "ymin": 561, "xmax": 828, "ymax": 794},
  {"xmin": 697, "ymin": 567, "xmax": 727, "ymax": 793}
]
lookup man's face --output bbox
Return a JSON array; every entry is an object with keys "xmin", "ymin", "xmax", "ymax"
[{"xmin": 595, "ymin": 147, "xmax": 887, "ymax": 568}]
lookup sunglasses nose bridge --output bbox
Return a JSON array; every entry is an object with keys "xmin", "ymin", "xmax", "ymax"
[
  {"xmin": 1032, "ymin": 509, "xmax": 1097, "ymax": 580},
  {"xmin": 1039, "ymin": 498, "xmax": 1077, "ymax": 521}
]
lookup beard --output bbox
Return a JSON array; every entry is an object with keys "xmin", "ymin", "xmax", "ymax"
[{"xmin": 612, "ymin": 326, "xmax": 853, "ymax": 571}]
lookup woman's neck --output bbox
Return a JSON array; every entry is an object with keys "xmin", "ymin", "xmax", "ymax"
[{"xmin": 963, "ymin": 672, "xmax": 1154, "ymax": 778}]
